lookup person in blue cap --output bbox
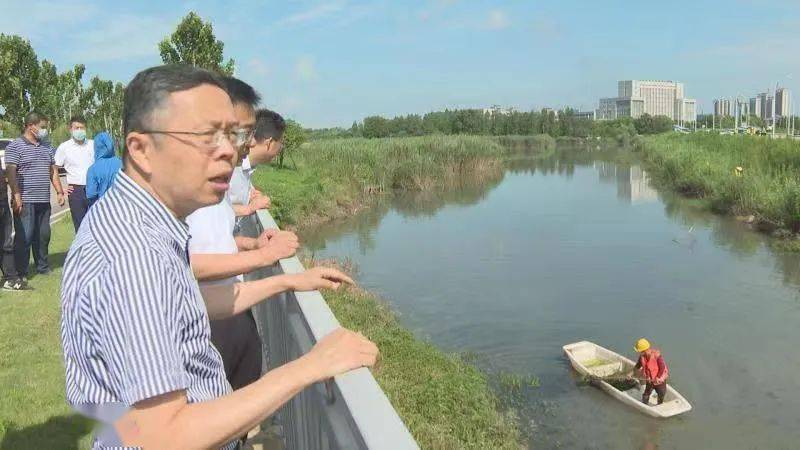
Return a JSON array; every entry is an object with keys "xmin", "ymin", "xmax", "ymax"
[{"xmin": 85, "ymin": 131, "xmax": 122, "ymax": 207}]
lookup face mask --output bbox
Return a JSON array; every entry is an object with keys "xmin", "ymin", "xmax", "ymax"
[
  {"xmin": 71, "ymin": 129, "xmax": 87, "ymax": 141},
  {"xmin": 36, "ymin": 128, "xmax": 49, "ymax": 140}
]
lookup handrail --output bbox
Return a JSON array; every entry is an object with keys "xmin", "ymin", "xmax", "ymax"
[{"xmin": 243, "ymin": 210, "xmax": 418, "ymax": 450}]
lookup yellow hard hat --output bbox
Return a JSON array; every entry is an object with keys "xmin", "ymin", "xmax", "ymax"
[{"xmin": 634, "ymin": 338, "xmax": 651, "ymax": 353}]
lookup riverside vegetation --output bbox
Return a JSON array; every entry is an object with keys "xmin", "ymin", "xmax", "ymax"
[{"xmin": 638, "ymin": 133, "xmax": 800, "ymax": 250}]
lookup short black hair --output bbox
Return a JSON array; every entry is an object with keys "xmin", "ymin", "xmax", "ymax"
[
  {"xmin": 24, "ymin": 111, "xmax": 47, "ymax": 127},
  {"xmin": 69, "ymin": 115, "xmax": 87, "ymax": 126},
  {"xmin": 222, "ymin": 76, "xmax": 261, "ymax": 108},
  {"xmin": 254, "ymin": 109, "xmax": 286, "ymax": 142},
  {"xmin": 123, "ymin": 64, "xmax": 226, "ymax": 137}
]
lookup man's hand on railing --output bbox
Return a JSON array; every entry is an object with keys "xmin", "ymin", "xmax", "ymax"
[
  {"xmin": 248, "ymin": 190, "xmax": 271, "ymax": 211},
  {"xmin": 257, "ymin": 229, "xmax": 299, "ymax": 263},
  {"xmin": 287, "ymin": 267, "xmax": 355, "ymax": 292},
  {"xmin": 303, "ymin": 328, "xmax": 379, "ymax": 382}
]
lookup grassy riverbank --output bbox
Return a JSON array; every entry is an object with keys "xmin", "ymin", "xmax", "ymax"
[
  {"xmin": 322, "ymin": 277, "xmax": 522, "ymax": 449},
  {"xmin": 639, "ymin": 133, "xmax": 800, "ymax": 244},
  {"xmin": 254, "ymin": 135, "xmax": 527, "ymax": 228}
]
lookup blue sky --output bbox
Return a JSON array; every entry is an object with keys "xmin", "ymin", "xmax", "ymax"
[{"xmin": 3, "ymin": 0, "xmax": 799, "ymax": 127}]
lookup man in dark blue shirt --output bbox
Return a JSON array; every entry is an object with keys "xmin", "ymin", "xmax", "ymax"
[{"xmin": 5, "ymin": 112, "xmax": 65, "ymax": 278}]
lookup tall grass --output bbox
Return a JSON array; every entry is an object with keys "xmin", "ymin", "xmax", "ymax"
[
  {"xmin": 255, "ymin": 135, "xmax": 512, "ymax": 227},
  {"xmin": 639, "ymin": 133, "xmax": 800, "ymax": 232}
]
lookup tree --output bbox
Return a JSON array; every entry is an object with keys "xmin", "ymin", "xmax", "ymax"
[
  {"xmin": 84, "ymin": 77, "xmax": 124, "ymax": 139},
  {"xmin": 159, "ymin": 12, "xmax": 235, "ymax": 75},
  {"xmin": 0, "ymin": 34, "xmax": 39, "ymax": 127},
  {"xmin": 634, "ymin": 114, "xmax": 672, "ymax": 134},
  {"xmin": 362, "ymin": 116, "xmax": 390, "ymax": 138},
  {"xmin": 279, "ymin": 120, "xmax": 307, "ymax": 168}
]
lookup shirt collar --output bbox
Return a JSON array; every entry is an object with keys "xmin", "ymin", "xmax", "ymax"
[
  {"xmin": 240, "ymin": 156, "xmax": 252, "ymax": 171},
  {"xmin": 114, "ymin": 172, "xmax": 190, "ymax": 246},
  {"xmin": 20, "ymin": 136, "xmax": 40, "ymax": 147}
]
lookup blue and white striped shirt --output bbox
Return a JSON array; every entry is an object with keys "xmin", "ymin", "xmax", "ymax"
[
  {"xmin": 4, "ymin": 136, "xmax": 54, "ymax": 203},
  {"xmin": 60, "ymin": 172, "xmax": 236, "ymax": 449}
]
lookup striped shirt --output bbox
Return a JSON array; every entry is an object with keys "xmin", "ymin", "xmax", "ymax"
[
  {"xmin": 60, "ymin": 172, "xmax": 236, "ymax": 450},
  {"xmin": 4, "ymin": 136, "xmax": 54, "ymax": 203}
]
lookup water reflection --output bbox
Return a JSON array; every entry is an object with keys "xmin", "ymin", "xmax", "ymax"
[
  {"xmin": 301, "ymin": 167, "xmax": 506, "ymax": 254},
  {"xmin": 596, "ymin": 162, "xmax": 659, "ymax": 205}
]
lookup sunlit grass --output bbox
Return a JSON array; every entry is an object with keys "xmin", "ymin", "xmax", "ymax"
[
  {"xmin": 640, "ymin": 134, "xmax": 800, "ymax": 235},
  {"xmin": 0, "ymin": 218, "xmax": 94, "ymax": 449}
]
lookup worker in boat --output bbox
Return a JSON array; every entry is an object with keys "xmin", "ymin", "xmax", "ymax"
[{"xmin": 633, "ymin": 338, "xmax": 669, "ymax": 405}]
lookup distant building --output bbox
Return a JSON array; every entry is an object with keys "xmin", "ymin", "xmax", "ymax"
[
  {"xmin": 714, "ymin": 98, "xmax": 732, "ymax": 117},
  {"xmin": 738, "ymin": 100, "xmax": 750, "ymax": 118},
  {"xmin": 749, "ymin": 96, "xmax": 761, "ymax": 118},
  {"xmin": 597, "ymin": 80, "xmax": 696, "ymax": 122},
  {"xmin": 756, "ymin": 92, "xmax": 773, "ymax": 119},
  {"xmin": 676, "ymin": 98, "xmax": 697, "ymax": 124},
  {"xmin": 574, "ymin": 111, "xmax": 596, "ymax": 121},
  {"xmin": 766, "ymin": 95, "xmax": 774, "ymax": 120},
  {"xmin": 775, "ymin": 88, "xmax": 791, "ymax": 118},
  {"xmin": 482, "ymin": 105, "xmax": 516, "ymax": 116},
  {"xmin": 542, "ymin": 107, "xmax": 559, "ymax": 120}
]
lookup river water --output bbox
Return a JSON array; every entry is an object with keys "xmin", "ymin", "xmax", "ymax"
[{"xmin": 301, "ymin": 147, "xmax": 800, "ymax": 449}]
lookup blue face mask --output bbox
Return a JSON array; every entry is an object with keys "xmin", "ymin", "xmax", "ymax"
[
  {"xmin": 72, "ymin": 129, "xmax": 87, "ymax": 142},
  {"xmin": 36, "ymin": 128, "xmax": 49, "ymax": 140}
]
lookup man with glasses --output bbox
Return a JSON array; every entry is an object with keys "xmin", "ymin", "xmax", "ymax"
[
  {"xmin": 228, "ymin": 109, "xmax": 286, "ymax": 215},
  {"xmin": 185, "ymin": 77, "xmax": 298, "ymax": 394},
  {"xmin": 61, "ymin": 64, "xmax": 377, "ymax": 448}
]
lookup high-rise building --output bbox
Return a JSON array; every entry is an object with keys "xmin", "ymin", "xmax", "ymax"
[
  {"xmin": 597, "ymin": 80, "xmax": 696, "ymax": 122},
  {"xmin": 714, "ymin": 98, "xmax": 732, "ymax": 117},
  {"xmin": 766, "ymin": 96, "xmax": 774, "ymax": 120},
  {"xmin": 676, "ymin": 98, "xmax": 697, "ymax": 124},
  {"xmin": 749, "ymin": 96, "xmax": 762, "ymax": 119},
  {"xmin": 738, "ymin": 100, "xmax": 750, "ymax": 118},
  {"xmin": 756, "ymin": 92, "xmax": 773, "ymax": 119},
  {"xmin": 775, "ymin": 88, "xmax": 791, "ymax": 118}
]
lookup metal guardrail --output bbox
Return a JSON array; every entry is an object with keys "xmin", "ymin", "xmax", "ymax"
[{"xmin": 240, "ymin": 210, "xmax": 418, "ymax": 450}]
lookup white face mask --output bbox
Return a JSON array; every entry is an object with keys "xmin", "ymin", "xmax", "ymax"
[{"xmin": 36, "ymin": 128, "xmax": 49, "ymax": 140}]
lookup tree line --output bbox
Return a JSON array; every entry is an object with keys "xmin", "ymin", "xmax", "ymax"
[
  {"xmin": 0, "ymin": 33, "xmax": 125, "ymax": 140},
  {"xmin": 310, "ymin": 110, "xmax": 674, "ymax": 141}
]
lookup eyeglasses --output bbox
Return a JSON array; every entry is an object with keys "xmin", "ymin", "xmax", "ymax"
[
  {"xmin": 235, "ymin": 128, "xmax": 255, "ymax": 147},
  {"xmin": 139, "ymin": 128, "xmax": 248, "ymax": 150}
]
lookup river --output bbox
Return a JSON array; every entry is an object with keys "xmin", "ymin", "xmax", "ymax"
[{"xmin": 301, "ymin": 147, "xmax": 800, "ymax": 450}]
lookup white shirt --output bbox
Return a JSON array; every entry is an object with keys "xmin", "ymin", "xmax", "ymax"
[
  {"xmin": 228, "ymin": 157, "xmax": 256, "ymax": 206},
  {"xmin": 55, "ymin": 138, "xmax": 94, "ymax": 185},
  {"xmin": 186, "ymin": 195, "xmax": 241, "ymax": 286}
]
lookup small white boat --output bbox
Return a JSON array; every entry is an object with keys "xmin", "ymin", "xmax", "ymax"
[{"xmin": 563, "ymin": 341, "xmax": 692, "ymax": 418}]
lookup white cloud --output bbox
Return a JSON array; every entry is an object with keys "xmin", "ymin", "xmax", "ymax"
[
  {"xmin": 2, "ymin": 0, "xmax": 173, "ymax": 63},
  {"xmin": 72, "ymin": 14, "xmax": 174, "ymax": 62},
  {"xmin": 295, "ymin": 56, "xmax": 317, "ymax": 81},
  {"xmin": 247, "ymin": 57, "xmax": 271, "ymax": 77},
  {"xmin": 486, "ymin": 9, "xmax": 509, "ymax": 30},
  {"xmin": 1, "ymin": 0, "xmax": 98, "ymax": 38},
  {"xmin": 277, "ymin": 2, "xmax": 346, "ymax": 27}
]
